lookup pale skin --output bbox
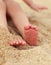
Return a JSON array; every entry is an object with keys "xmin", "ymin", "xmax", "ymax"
[{"xmin": 0, "ymin": 0, "xmax": 48, "ymax": 46}]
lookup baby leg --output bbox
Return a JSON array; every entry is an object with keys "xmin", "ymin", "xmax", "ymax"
[
  {"xmin": 5, "ymin": 0, "xmax": 38, "ymax": 46},
  {"xmin": 0, "ymin": 0, "xmax": 26, "ymax": 46},
  {"xmin": 0, "ymin": 0, "xmax": 8, "ymax": 31}
]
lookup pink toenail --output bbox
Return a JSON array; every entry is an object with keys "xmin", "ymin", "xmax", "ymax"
[
  {"xmin": 22, "ymin": 41, "xmax": 26, "ymax": 45},
  {"xmin": 24, "ymin": 24, "xmax": 32, "ymax": 30},
  {"xmin": 24, "ymin": 26, "xmax": 30, "ymax": 30},
  {"xmin": 13, "ymin": 41, "xmax": 17, "ymax": 44},
  {"xmin": 18, "ymin": 41, "xmax": 22, "ymax": 45},
  {"xmin": 10, "ymin": 42, "xmax": 13, "ymax": 46},
  {"xmin": 16, "ymin": 41, "xmax": 19, "ymax": 45}
]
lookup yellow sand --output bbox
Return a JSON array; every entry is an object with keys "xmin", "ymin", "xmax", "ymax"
[{"xmin": 0, "ymin": 0, "xmax": 51, "ymax": 65}]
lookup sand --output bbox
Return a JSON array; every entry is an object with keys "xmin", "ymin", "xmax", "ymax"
[{"xmin": 0, "ymin": 0, "xmax": 51, "ymax": 65}]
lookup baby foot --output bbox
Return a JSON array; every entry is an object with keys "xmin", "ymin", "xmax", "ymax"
[
  {"xmin": 24, "ymin": 25, "xmax": 38, "ymax": 46},
  {"xmin": 9, "ymin": 40, "xmax": 26, "ymax": 46}
]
